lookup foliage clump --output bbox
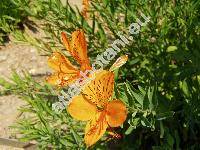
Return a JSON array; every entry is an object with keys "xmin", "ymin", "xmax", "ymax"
[{"xmin": 0, "ymin": 0, "xmax": 200, "ymax": 149}]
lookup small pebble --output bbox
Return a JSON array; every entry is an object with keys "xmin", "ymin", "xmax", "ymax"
[
  {"xmin": 0, "ymin": 55, "xmax": 7, "ymax": 62},
  {"xmin": 29, "ymin": 69, "xmax": 36, "ymax": 74}
]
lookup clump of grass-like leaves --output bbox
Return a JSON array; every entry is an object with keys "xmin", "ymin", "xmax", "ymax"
[{"xmin": 0, "ymin": 0, "xmax": 200, "ymax": 149}]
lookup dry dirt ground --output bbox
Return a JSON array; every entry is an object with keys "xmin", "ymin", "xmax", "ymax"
[
  {"xmin": 0, "ymin": 0, "xmax": 82, "ymax": 149},
  {"xmin": 0, "ymin": 44, "xmax": 50, "ymax": 137}
]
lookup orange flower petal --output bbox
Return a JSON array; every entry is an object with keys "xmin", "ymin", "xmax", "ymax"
[
  {"xmin": 82, "ymin": 70, "xmax": 114, "ymax": 108},
  {"xmin": 48, "ymin": 52, "xmax": 78, "ymax": 74},
  {"xmin": 46, "ymin": 73, "xmax": 62, "ymax": 85},
  {"xmin": 82, "ymin": 0, "xmax": 89, "ymax": 18},
  {"xmin": 61, "ymin": 30, "xmax": 91, "ymax": 71},
  {"xmin": 61, "ymin": 32, "xmax": 72, "ymax": 54},
  {"xmin": 47, "ymin": 52, "xmax": 80, "ymax": 86},
  {"xmin": 84, "ymin": 111, "xmax": 108, "ymax": 147},
  {"xmin": 71, "ymin": 30, "xmax": 91, "ymax": 70},
  {"xmin": 106, "ymin": 99, "xmax": 127, "ymax": 127},
  {"xmin": 46, "ymin": 72, "xmax": 79, "ymax": 86},
  {"xmin": 67, "ymin": 95, "xmax": 97, "ymax": 121},
  {"xmin": 109, "ymin": 55, "xmax": 128, "ymax": 71}
]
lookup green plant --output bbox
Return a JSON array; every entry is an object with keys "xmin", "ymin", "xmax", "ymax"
[
  {"xmin": 0, "ymin": 0, "xmax": 200, "ymax": 149},
  {"xmin": 0, "ymin": 0, "xmax": 33, "ymax": 44}
]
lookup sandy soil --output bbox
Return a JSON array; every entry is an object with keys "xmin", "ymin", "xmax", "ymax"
[
  {"xmin": 0, "ymin": 43, "xmax": 50, "ymax": 137},
  {"xmin": 0, "ymin": 0, "xmax": 82, "ymax": 149}
]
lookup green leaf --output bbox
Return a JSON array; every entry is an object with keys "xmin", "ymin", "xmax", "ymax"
[
  {"xmin": 156, "ymin": 111, "xmax": 174, "ymax": 120},
  {"xmin": 124, "ymin": 81, "xmax": 144, "ymax": 107},
  {"xmin": 125, "ymin": 126, "xmax": 134, "ymax": 135},
  {"xmin": 166, "ymin": 46, "xmax": 177, "ymax": 52},
  {"xmin": 70, "ymin": 128, "xmax": 81, "ymax": 145},
  {"xmin": 175, "ymin": 130, "xmax": 180, "ymax": 149},
  {"xmin": 138, "ymin": 86, "xmax": 146, "ymax": 96},
  {"xmin": 179, "ymin": 80, "xmax": 190, "ymax": 97},
  {"xmin": 124, "ymin": 82, "xmax": 135, "ymax": 107},
  {"xmin": 167, "ymin": 133, "xmax": 174, "ymax": 147},
  {"xmin": 128, "ymin": 117, "xmax": 140, "ymax": 128},
  {"xmin": 159, "ymin": 121, "xmax": 164, "ymax": 138},
  {"xmin": 148, "ymin": 86, "xmax": 157, "ymax": 110},
  {"xmin": 141, "ymin": 117, "xmax": 151, "ymax": 127}
]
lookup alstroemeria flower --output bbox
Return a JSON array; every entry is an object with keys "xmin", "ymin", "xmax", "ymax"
[
  {"xmin": 67, "ymin": 70, "xmax": 127, "ymax": 147},
  {"xmin": 82, "ymin": 0, "xmax": 89, "ymax": 18},
  {"xmin": 46, "ymin": 29, "xmax": 91, "ymax": 86}
]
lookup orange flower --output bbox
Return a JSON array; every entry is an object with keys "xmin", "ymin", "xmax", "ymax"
[
  {"xmin": 67, "ymin": 70, "xmax": 127, "ymax": 147},
  {"xmin": 109, "ymin": 55, "xmax": 128, "ymax": 71},
  {"xmin": 82, "ymin": 0, "xmax": 89, "ymax": 18},
  {"xmin": 46, "ymin": 29, "xmax": 91, "ymax": 86}
]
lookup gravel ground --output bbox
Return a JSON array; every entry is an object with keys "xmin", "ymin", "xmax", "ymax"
[
  {"xmin": 0, "ymin": 44, "xmax": 49, "ymax": 79},
  {"xmin": 0, "ymin": 43, "xmax": 50, "ymax": 137},
  {"xmin": 0, "ymin": 44, "xmax": 49, "ymax": 149},
  {"xmin": 0, "ymin": 146, "xmax": 22, "ymax": 150},
  {"xmin": 0, "ymin": 0, "xmax": 82, "ymax": 149}
]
